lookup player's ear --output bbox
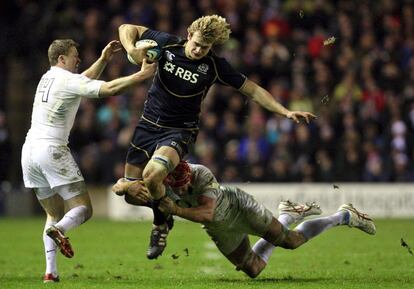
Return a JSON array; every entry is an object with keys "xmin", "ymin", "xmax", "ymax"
[
  {"xmin": 58, "ymin": 55, "xmax": 66, "ymax": 64},
  {"xmin": 187, "ymin": 32, "xmax": 192, "ymax": 41}
]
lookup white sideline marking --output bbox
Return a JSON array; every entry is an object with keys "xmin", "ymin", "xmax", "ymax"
[
  {"xmin": 203, "ymin": 242, "xmax": 216, "ymax": 250},
  {"xmin": 200, "ymin": 266, "xmax": 220, "ymax": 274},
  {"xmin": 204, "ymin": 251, "xmax": 221, "ymax": 260},
  {"xmin": 203, "ymin": 241, "xmax": 221, "ymax": 260}
]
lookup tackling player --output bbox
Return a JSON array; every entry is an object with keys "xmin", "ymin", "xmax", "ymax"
[
  {"xmin": 124, "ymin": 161, "xmax": 376, "ymax": 278},
  {"xmin": 113, "ymin": 14, "xmax": 317, "ymax": 259},
  {"xmin": 21, "ymin": 39, "xmax": 156, "ymax": 283}
]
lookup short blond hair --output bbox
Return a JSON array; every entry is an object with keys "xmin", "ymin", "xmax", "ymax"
[
  {"xmin": 48, "ymin": 39, "xmax": 79, "ymax": 66},
  {"xmin": 187, "ymin": 15, "xmax": 231, "ymax": 45}
]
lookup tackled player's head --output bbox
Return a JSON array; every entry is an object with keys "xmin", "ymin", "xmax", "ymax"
[
  {"xmin": 164, "ymin": 161, "xmax": 192, "ymax": 195},
  {"xmin": 185, "ymin": 15, "xmax": 231, "ymax": 60},
  {"xmin": 48, "ymin": 39, "xmax": 80, "ymax": 72}
]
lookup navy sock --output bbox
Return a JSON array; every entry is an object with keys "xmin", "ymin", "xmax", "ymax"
[{"xmin": 151, "ymin": 200, "xmax": 166, "ymax": 226}]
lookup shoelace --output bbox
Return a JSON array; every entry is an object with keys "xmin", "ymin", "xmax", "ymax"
[
  {"xmin": 283, "ymin": 200, "xmax": 319, "ymax": 213},
  {"xmin": 350, "ymin": 206, "xmax": 372, "ymax": 221}
]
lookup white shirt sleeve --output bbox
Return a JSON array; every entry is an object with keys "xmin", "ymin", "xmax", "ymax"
[{"xmin": 66, "ymin": 73, "xmax": 104, "ymax": 98}]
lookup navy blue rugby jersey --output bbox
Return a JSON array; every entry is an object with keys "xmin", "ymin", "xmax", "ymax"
[{"xmin": 139, "ymin": 29, "xmax": 247, "ymax": 129}]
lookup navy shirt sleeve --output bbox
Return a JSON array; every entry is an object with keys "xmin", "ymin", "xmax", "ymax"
[
  {"xmin": 213, "ymin": 56, "xmax": 247, "ymax": 89},
  {"xmin": 140, "ymin": 29, "xmax": 181, "ymax": 48}
]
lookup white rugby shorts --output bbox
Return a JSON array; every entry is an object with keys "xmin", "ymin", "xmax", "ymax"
[
  {"xmin": 204, "ymin": 187, "xmax": 274, "ymax": 255},
  {"xmin": 21, "ymin": 141, "xmax": 84, "ymax": 190}
]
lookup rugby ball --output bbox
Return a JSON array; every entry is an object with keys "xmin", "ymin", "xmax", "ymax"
[{"xmin": 127, "ymin": 39, "xmax": 161, "ymax": 64}]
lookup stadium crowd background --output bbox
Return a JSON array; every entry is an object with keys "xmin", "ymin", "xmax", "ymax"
[{"xmin": 1, "ymin": 0, "xmax": 414, "ymax": 188}]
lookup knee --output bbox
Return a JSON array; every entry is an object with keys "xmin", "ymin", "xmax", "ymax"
[
  {"xmin": 143, "ymin": 172, "xmax": 161, "ymax": 188},
  {"xmin": 143, "ymin": 156, "xmax": 172, "ymax": 189},
  {"xmin": 47, "ymin": 212, "xmax": 64, "ymax": 223},
  {"xmin": 279, "ymin": 232, "xmax": 306, "ymax": 250},
  {"xmin": 238, "ymin": 254, "xmax": 266, "ymax": 278},
  {"xmin": 84, "ymin": 204, "xmax": 93, "ymax": 221},
  {"xmin": 243, "ymin": 265, "xmax": 264, "ymax": 279},
  {"xmin": 281, "ymin": 240, "xmax": 301, "ymax": 250}
]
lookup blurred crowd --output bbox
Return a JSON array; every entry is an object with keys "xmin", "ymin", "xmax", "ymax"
[{"xmin": 3, "ymin": 0, "xmax": 414, "ymax": 184}]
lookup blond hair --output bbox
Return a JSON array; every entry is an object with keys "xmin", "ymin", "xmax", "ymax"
[
  {"xmin": 187, "ymin": 15, "xmax": 231, "ymax": 45},
  {"xmin": 48, "ymin": 39, "xmax": 79, "ymax": 66}
]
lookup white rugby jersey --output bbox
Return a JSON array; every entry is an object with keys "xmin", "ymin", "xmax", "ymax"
[
  {"xmin": 25, "ymin": 66, "xmax": 104, "ymax": 144},
  {"xmin": 166, "ymin": 164, "xmax": 272, "ymax": 230},
  {"xmin": 166, "ymin": 164, "xmax": 236, "ymax": 222}
]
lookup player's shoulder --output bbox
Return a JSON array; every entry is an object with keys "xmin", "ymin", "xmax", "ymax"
[
  {"xmin": 189, "ymin": 163, "xmax": 215, "ymax": 178},
  {"xmin": 206, "ymin": 52, "xmax": 233, "ymax": 68},
  {"xmin": 47, "ymin": 66, "xmax": 79, "ymax": 79},
  {"xmin": 189, "ymin": 163, "xmax": 209, "ymax": 171}
]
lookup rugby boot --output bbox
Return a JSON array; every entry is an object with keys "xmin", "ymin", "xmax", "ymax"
[
  {"xmin": 146, "ymin": 224, "xmax": 169, "ymax": 259},
  {"xmin": 337, "ymin": 203, "xmax": 376, "ymax": 235},
  {"xmin": 46, "ymin": 226, "xmax": 74, "ymax": 258},
  {"xmin": 43, "ymin": 273, "xmax": 60, "ymax": 283},
  {"xmin": 278, "ymin": 200, "xmax": 322, "ymax": 222}
]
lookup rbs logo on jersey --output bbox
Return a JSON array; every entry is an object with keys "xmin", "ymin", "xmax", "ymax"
[{"xmin": 163, "ymin": 61, "xmax": 199, "ymax": 84}]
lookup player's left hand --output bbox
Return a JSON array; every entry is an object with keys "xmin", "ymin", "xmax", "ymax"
[
  {"xmin": 159, "ymin": 197, "xmax": 178, "ymax": 215},
  {"xmin": 128, "ymin": 181, "xmax": 152, "ymax": 203},
  {"xmin": 286, "ymin": 111, "xmax": 317, "ymax": 124},
  {"xmin": 112, "ymin": 178, "xmax": 152, "ymax": 203},
  {"xmin": 101, "ymin": 40, "xmax": 123, "ymax": 62}
]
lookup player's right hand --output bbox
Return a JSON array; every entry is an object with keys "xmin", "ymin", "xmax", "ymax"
[
  {"xmin": 159, "ymin": 197, "xmax": 178, "ymax": 215},
  {"xmin": 112, "ymin": 178, "xmax": 152, "ymax": 203},
  {"xmin": 138, "ymin": 58, "xmax": 157, "ymax": 79},
  {"xmin": 127, "ymin": 41, "xmax": 157, "ymax": 64},
  {"xmin": 101, "ymin": 40, "xmax": 123, "ymax": 62}
]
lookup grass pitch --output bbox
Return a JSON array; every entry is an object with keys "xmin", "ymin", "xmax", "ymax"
[{"xmin": 0, "ymin": 218, "xmax": 413, "ymax": 289}]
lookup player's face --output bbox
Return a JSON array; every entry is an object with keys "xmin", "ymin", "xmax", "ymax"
[
  {"xmin": 185, "ymin": 32, "xmax": 213, "ymax": 60},
  {"xmin": 62, "ymin": 46, "xmax": 81, "ymax": 73}
]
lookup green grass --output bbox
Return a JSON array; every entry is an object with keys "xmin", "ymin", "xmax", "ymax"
[{"xmin": 0, "ymin": 218, "xmax": 413, "ymax": 289}]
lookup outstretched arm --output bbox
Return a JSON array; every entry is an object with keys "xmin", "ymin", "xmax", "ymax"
[
  {"xmin": 240, "ymin": 79, "xmax": 317, "ymax": 123},
  {"xmin": 98, "ymin": 59, "xmax": 156, "ymax": 97},
  {"xmin": 82, "ymin": 40, "xmax": 122, "ymax": 79},
  {"xmin": 159, "ymin": 195, "xmax": 216, "ymax": 223}
]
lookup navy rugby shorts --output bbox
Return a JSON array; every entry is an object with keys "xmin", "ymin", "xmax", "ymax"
[{"xmin": 126, "ymin": 118, "xmax": 198, "ymax": 166}]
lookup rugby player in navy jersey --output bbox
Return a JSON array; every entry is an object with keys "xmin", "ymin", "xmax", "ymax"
[{"xmin": 112, "ymin": 15, "xmax": 316, "ymax": 259}]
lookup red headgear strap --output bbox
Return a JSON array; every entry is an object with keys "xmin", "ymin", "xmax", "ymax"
[{"xmin": 164, "ymin": 161, "xmax": 192, "ymax": 188}]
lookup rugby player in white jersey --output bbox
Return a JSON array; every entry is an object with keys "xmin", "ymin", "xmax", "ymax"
[
  {"xmin": 21, "ymin": 39, "xmax": 156, "ymax": 283},
  {"xmin": 120, "ymin": 161, "xmax": 376, "ymax": 278}
]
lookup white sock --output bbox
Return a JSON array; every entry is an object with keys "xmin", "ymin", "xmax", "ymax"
[
  {"xmin": 55, "ymin": 205, "xmax": 89, "ymax": 233},
  {"xmin": 294, "ymin": 211, "xmax": 348, "ymax": 240},
  {"xmin": 252, "ymin": 212, "xmax": 301, "ymax": 263},
  {"xmin": 278, "ymin": 213, "xmax": 296, "ymax": 228},
  {"xmin": 252, "ymin": 238, "xmax": 274, "ymax": 263},
  {"xmin": 44, "ymin": 221, "xmax": 58, "ymax": 275}
]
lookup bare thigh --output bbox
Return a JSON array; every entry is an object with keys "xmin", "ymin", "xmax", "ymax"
[
  {"xmin": 143, "ymin": 146, "xmax": 180, "ymax": 180},
  {"xmin": 142, "ymin": 146, "xmax": 180, "ymax": 199},
  {"xmin": 125, "ymin": 162, "xmax": 146, "ymax": 180}
]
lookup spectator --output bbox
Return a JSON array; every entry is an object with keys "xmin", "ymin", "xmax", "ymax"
[{"xmin": 7, "ymin": 0, "xmax": 414, "ymax": 184}]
